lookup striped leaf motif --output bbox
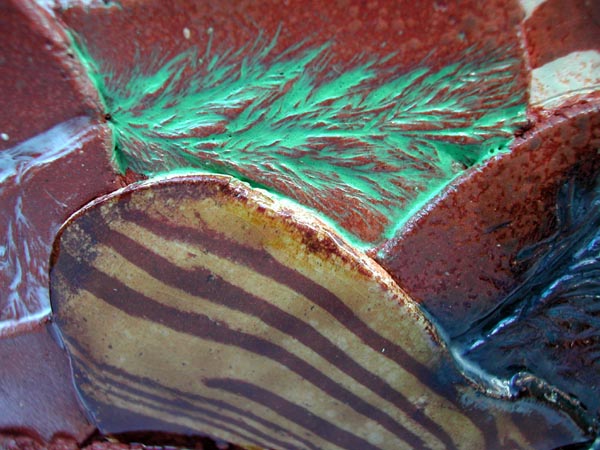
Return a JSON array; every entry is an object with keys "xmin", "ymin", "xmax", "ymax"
[{"xmin": 50, "ymin": 175, "xmax": 525, "ymax": 450}]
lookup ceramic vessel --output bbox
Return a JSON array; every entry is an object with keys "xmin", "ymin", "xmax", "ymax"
[{"xmin": 1, "ymin": 0, "xmax": 599, "ymax": 448}]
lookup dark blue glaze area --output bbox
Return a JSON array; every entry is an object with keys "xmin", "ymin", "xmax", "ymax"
[{"xmin": 453, "ymin": 174, "xmax": 600, "ymax": 439}]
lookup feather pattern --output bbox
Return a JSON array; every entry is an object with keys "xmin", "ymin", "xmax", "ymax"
[{"xmin": 74, "ymin": 31, "xmax": 527, "ymax": 245}]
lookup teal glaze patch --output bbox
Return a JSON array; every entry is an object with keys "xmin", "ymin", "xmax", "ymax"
[{"xmin": 72, "ymin": 31, "xmax": 527, "ymax": 247}]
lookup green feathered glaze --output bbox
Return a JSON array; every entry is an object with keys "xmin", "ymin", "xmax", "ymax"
[{"xmin": 72, "ymin": 31, "xmax": 527, "ymax": 248}]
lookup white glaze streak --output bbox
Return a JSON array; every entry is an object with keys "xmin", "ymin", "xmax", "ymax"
[
  {"xmin": 0, "ymin": 117, "xmax": 93, "ymax": 185},
  {"xmin": 518, "ymin": 0, "xmax": 547, "ymax": 20},
  {"xmin": 0, "ymin": 117, "xmax": 96, "ymax": 336}
]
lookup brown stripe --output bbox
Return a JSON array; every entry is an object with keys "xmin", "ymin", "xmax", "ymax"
[
  {"xmin": 120, "ymin": 206, "xmax": 445, "ymax": 388},
  {"xmin": 71, "ymin": 358, "xmax": 287, "ymax": 449},
  {"xmin": 94, "ymin": 221, "xmax": 457, "ymax": 449},
  {"xmin": 54, "ymin": 250, "xmax": 426, "ymax": 449},
  {"xmin": 68, "ymin": 343, "xmax": 322, "ymax": 450},
  {"xmin": 204, "ymin": 377, "xmax": 388, "ymax": 450}
]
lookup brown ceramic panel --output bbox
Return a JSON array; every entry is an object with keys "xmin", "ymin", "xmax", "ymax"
[
  {"xmin": 376, "ymin": 99, "xmax": 600, "ymax": 337},
  {"xmin": 0, "ymin": 326, "xmax": 94, "ymax": 442},
  {"xmin": 0, "ymin": 0, "xmax": 102, "ymax": 151}
]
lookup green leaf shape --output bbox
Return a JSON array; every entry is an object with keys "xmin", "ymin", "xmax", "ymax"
[{"xmin": 73, "ymin": 31, "xmax": 527, "ymax": 247}]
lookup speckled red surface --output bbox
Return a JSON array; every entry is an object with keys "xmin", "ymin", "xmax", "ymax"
[{"xmin": 58, "ymin": 0, "xmax": 526, "ymax": 73}]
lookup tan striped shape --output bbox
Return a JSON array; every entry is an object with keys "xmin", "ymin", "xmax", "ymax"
[{"xmin": 50, "ymin": 174, "xmax": 544, "ymax": 449}]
